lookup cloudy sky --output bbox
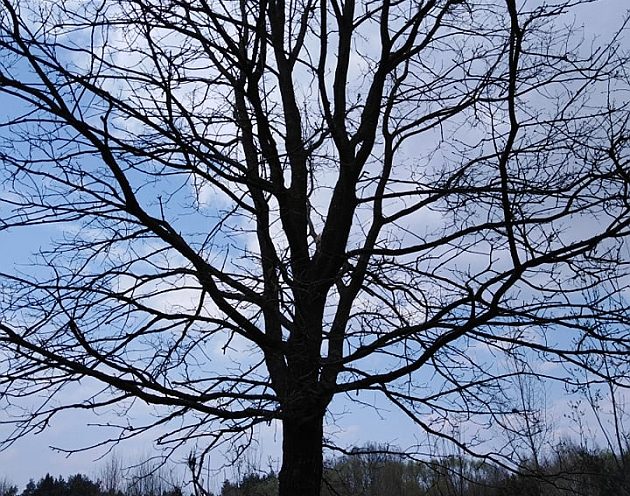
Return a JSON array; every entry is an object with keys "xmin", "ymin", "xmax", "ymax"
[{"xmin": 0, "ymin": 0, "xmax": 626, "ymax": 491}]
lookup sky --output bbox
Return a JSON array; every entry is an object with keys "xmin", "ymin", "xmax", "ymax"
[{"xmin": 0, "ymin": 0, "xmax": 627, "ymax": 492}]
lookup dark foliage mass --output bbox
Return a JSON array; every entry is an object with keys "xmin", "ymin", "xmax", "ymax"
[{"xmin": 0, "ymin": 473, "xmax": 182, "ymax": 496}]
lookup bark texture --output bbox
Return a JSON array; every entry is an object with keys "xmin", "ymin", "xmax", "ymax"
[{"xmin": 279, "ymin": 413, "xmax": 325, "ymax": 496}]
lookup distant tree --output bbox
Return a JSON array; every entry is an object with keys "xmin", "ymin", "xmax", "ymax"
[
  {"xmin": 1, "ymin": 1, "xmax": 630, "ymax": 495},
  {"xmin": 66, "ymin": 474, "xmax": 101, "ymax": 496},
  {"xmin": 20, "ymin": 480, "xmax": 37, "ymax": 496},
  {"xmin": 161, "ymin": 486, "xmax": 184, "ymax": 496},
  {"xmin": 24, "ymin": 475, "xmax": 67, "ymax": 496},
  {"xmin": 100, "ymin": 454, "xmax": 125, "ymax": 496},
  {"xmin": 542, "ymin": 442, "xmax": 630, "ymax": 496},
  {"xmin": 322, "ymin": 446, "xmax": 424, "ymax": 496},
  {"xmin": 125, "ymin": 461, "xmax": 174, "ymax": 496},
  {"xmin": 0, "ymin": 478, "xmax": 18, "ymax": 496},
  {"xmin": 219, "ymin": 473, "xmax": 277, "ymax": 496}
]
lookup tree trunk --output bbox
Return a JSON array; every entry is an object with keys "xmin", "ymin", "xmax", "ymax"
[{"xmin": 278, "ymin": 411, "xmax": 325, "ymax": 496}]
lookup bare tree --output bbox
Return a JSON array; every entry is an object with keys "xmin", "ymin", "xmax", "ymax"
[
  {"xmin": 1, "ymin": 0, "xmax": 629, "ymax": 494},
  {"xmin": 100, "ymin": 453, "xmax": 125, "ymax": 496},
  {"xmin": 0, "ymin": 478, "xmax": 17, "ymax": 496}
]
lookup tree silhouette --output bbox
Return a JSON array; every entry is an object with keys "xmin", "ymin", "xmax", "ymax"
[
  {"xmin": 1, "ymin": 0, "xmax": 629, "ymax": 495},
  {"xmin": 0, "ymin": 479, "xmax": 18, "ymax": 496},
  {"xmin": 22, "ymin": 475, "xmax": 68, "ymax": 496}
]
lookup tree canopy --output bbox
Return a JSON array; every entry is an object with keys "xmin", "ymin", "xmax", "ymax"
[{"xmin": 0, "ymin": 0, "xmax": 629, "ymax": 494}]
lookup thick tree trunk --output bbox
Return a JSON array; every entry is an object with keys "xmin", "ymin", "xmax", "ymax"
[{"xmin": 278, "ymin": 411, "xmax": 325, "ymax": 496}]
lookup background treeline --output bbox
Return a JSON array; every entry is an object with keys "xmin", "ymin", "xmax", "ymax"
[
  {"xmin": 2, "ymin": 439, "xmax": 629, "ymax": 496},
  {"xmin": 219, "ymin": 440, "xmax": 630, "ymax": 496},
  {"xmin": 0, "ymin": 459, "xmax": 184, "ymax": 496}
]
